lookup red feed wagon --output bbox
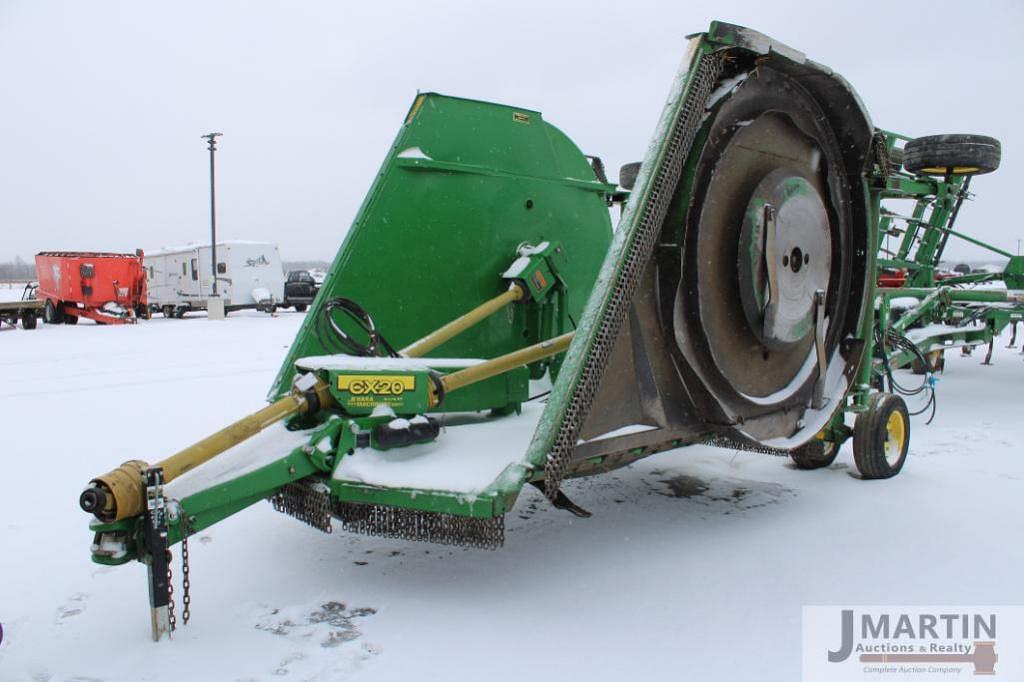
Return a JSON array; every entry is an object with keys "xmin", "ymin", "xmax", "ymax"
[{"xmin": 35, "ymin": 251, "xmax": 148, "ymax": 325}]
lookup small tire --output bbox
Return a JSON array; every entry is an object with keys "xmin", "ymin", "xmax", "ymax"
[
  {"xmin": 789, "ymin": 440, "xmax": 839, "ymax": 470},
  {"xmin": 295, "ymin": 303, "xmax": 307, "ymax": 312},
  {"xmin": 903, "ymin": 134, "xmax": 1000, "ymax": 176},
  {"xmin": 163, "ymin": 305, "xmax": 175, "ymax": 318},
  {"xmin": 21, "ymin": 313, "xmax": 37, "ymax": 330},
  {"xmin": 64, "ymin": 313, "xmax": 78, "ymax": 325},
  {"xmin": 619, "ymin": 161, "xmax": 641, "ymax": 190},
  {"xmin": 853, "ymin": 393, "xmax": 910, "ymax": 479}
]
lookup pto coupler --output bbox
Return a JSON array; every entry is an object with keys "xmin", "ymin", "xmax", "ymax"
[{"xmin": 79, "ymin": 378, "xmax": 333, "ymax": 523}]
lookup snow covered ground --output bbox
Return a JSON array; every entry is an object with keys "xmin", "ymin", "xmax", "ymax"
[
  {"xmin": 1, "ymin": 312, "xmax": 1022, "ymax": 681},
  {"xmin": 0, "ymin": 284, "xmax": 32, "ymax": 303}
]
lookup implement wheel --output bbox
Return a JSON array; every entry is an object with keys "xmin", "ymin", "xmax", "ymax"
[
  {"xmin": 790, "ymin": 439, "xmax": 839, "ymax": 470},
  {"xmin": 903, "ymin": 134, "xmax": 1000, "ymax": 176},
  {"xmin": 853, "ymin": 393, "xmax": 909, "ymax": 479},
  {"xmin": 44, "ymin": 299, "xmax": 64, "ymax": 324},
  {"xmin": 21, "ymin": 313, "xmax": 38, "ymax": 330}
]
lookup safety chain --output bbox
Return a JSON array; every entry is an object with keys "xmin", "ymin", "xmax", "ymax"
[
  {"xmin": 165, "ymin": 513, "xmax": 194, "ymax": 632},
  {"xmin": 181, "ymin": 516, "xmax": 192, "ymax": 625},
  {"xmin": 166, "ymin": 549, "xmax": 176, "ymax": 632}
]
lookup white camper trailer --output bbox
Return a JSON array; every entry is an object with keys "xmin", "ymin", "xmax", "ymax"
[{"xmin": 145, "ymin": 241, "xmax": 285, "ymax": 317}]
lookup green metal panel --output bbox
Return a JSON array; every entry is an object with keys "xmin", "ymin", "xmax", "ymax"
[
  {"xmin": 269, "ymin": 93, "xmax": 614, "ymax": 399},
  {"xmin": 330, "ymin": 480, "xmax": 512, "ymax": 518},
  {"xmin": 519, "ymin": 34, "xmax": 715, "ymax": 479}
]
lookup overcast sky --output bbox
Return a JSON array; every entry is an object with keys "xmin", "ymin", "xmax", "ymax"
[{"xmin": 2, "ymin": 0, "xmax": 1021, "ymax": 263}]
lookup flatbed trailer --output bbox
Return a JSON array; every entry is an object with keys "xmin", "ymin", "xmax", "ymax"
[{"xmin": 0, "ymin": 294, "xmax": 43, "ymax": 330}]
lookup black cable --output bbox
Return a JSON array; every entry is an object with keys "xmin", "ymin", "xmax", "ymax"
[
  {"xmin": 874, "ymin": 325, "xmax": 937, "ymax": 424},
  {"xmin": 315, "ymin": 297, "xmax": 399, "ymax": 358}
]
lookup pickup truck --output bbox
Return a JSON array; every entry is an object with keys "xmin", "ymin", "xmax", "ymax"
[{"xmin": 283, "ymin": 270, "xmax": 318, "ymax": 312}]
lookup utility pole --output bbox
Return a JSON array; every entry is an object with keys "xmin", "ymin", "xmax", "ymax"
[{"xmin": 201, "ymin": 132, "xmax": 223, "ymax": 297}]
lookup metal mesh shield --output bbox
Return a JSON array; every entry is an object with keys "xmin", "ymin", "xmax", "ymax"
[
  {"xmin": 542, "ymin": 51, "xmax": 726, "ymax": 500},
  {"xmin": 333, "ymin": 502, "xmax": 505, "ymax": 550},
  {"xmin": 271, "ymin": 481, "xmax": 334, "ymax": 534},
  {"xmin": 270, "ymin": 484, "xmax": 505, "ymax": 550}
]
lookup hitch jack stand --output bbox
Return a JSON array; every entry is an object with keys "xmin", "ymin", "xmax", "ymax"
[{"xmin": 143, "ymin": 467, "xmax": 172, "ymax": 641}]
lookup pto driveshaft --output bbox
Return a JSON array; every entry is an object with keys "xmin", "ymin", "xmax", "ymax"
[{"xmin": 79, "ymin": 380, "xmax": 332, "ymax": 522}]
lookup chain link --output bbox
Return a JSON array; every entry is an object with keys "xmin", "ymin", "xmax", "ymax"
[
  {"xmin": 181, "ymin": 516, "xmax": 191, "ymax": 626},
  {"xmin": 271, "ymin": 481, "xmax": 333, "ymax": 533},
  {"xmin": 334, "ymin": 501, "xmax": 504, "ymax": 550},
  {"xmin": 166, "ymin": 549, "xmax": 176, "ymax": 632}
]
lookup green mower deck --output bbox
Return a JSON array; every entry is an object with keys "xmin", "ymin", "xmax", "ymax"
[{"xmin": 79, "ymin": 21, "xmax": 1010, "ymax": 641}]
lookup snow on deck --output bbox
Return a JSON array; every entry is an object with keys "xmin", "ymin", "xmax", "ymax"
[
  {"xmin": 295, "ymin": 355, "xmax": 484, "ymax": 371},
  {"xmin": 333, "ymin": 402, "xmax": 543, "ymax": 494}
]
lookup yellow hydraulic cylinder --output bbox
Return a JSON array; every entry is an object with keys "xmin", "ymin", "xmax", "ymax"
[
  {"xmin": 401, "ymin": 283, "xmax": 525, "ymax": 358},
  {"xmin": 437, "ymin": 332, "xmax": 574, "ymax": 400},
  {"xmin": 81, "ymin": 381, "xmax": 332, "ymax": 522}
]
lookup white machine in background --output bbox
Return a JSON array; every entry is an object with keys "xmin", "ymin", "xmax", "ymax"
[{"xmin": 145, "ymin": 241, "xmax": 285, "ymax": 317}]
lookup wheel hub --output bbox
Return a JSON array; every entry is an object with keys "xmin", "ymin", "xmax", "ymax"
[
  {"xmin": 884, "ymin": 410, "xmax": 906, "ymax": 465},
  {"xmin": 738, "ymin": 169, "xmax": 832, "ymax": 350}
]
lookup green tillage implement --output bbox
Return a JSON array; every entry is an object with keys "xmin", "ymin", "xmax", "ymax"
[
  {"xmin": 81, "ymin": 21, "xmax": 989, "ymax": 640},
  {"xmin": 871, "ymin": 129, "xmax": 1021, "ymax": 379}
]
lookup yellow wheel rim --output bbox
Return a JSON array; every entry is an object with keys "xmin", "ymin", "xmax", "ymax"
[
  {"xmin": 883, "ymin": 410, "xmax": 906, "ymax": 465},
  {"xmin": 919, "ymin": 165, "xmax": 980, "ymax": 175}
]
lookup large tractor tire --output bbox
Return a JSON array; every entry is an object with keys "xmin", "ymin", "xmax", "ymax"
[
  {"xmin": 903, "ymin": 134, "xmax": 1000, "ymax": 176},
  {"xmin": 853, "ymin": 393, "xmax": 910, "ymax": 479},
  {"xmin": 64, "ymin": 311, "xmax": 79, "ymax": 325}
]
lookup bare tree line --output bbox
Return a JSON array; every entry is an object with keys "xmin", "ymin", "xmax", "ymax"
[{"xmin": 0, "ymin": 257, "xmax": 36, "ymax": 281}]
